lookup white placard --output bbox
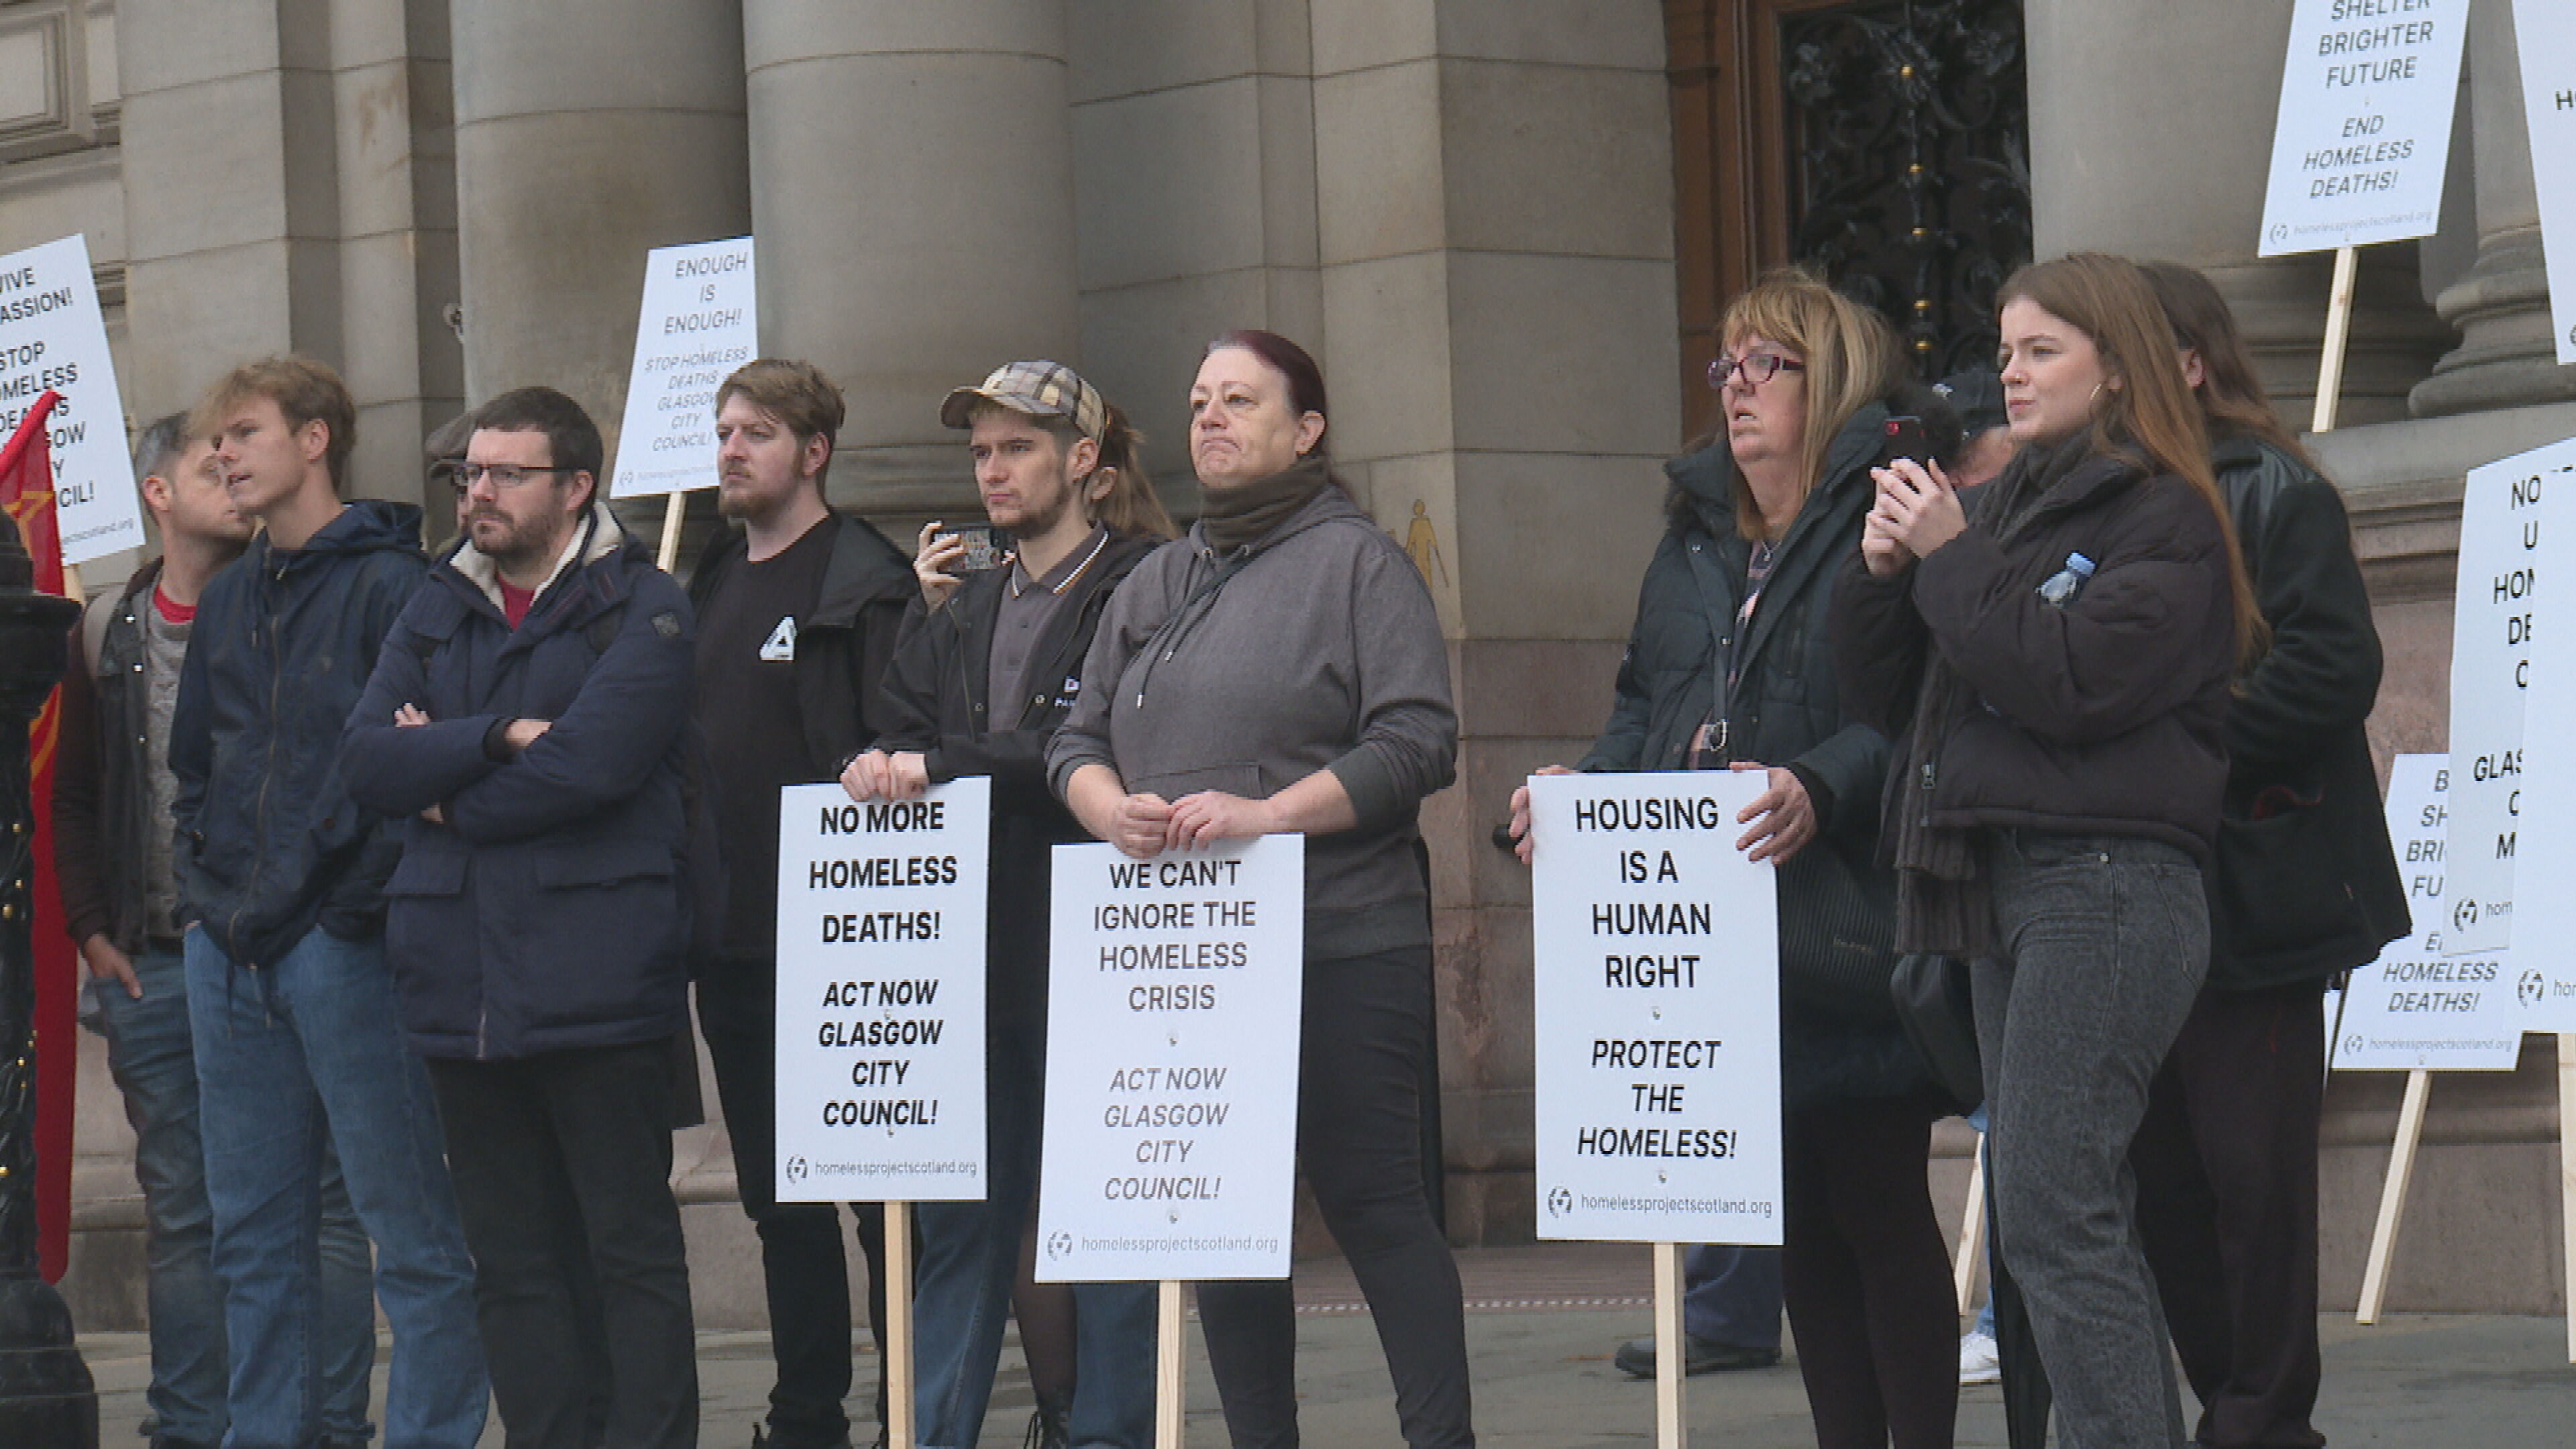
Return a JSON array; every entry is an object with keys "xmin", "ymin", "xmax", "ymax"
[
  {"xmin": 1036, "ymin": 837, "xmax": 1303, "ymax": 1283},
  {"xmin": 2498, "ymin": 494, "xmax": 2576, "ymax": 1028},
  {"xmin": 2440, "ymin": 439, "xmax": 2572, "ymax": 956},
  {"xmin": 772, "ymin": 780, "xmax": 989, "ymax": 1203},
  {"xmin": 2515, "ymin": 0, "xmax": 2576, "ymax": 366},
  {"xmin": 0, "ymin": 234, "xmax": 144, "ymax": 565},
  {"xmin": 610, "ymin": 236, "xmax": 756, "ymax": 500},
  {"xmin": 1528, "ymin": 772, "xmax": 1783, "ymax": 1247},
  {"xmin": 2256, "ymin": 0, "xmax": 2469, "ymax": 258},
  {"xmin": 2330, "ymin": 755, "xmax": 2525, "ymax": 1071}
]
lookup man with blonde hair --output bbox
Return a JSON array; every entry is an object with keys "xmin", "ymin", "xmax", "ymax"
[
  {"xmin": 172, "ymin": 356, "xmax": 487, "ymax": 1449},
  {"xmin": 689, "ymin": 358, "xmax": 915, "ymax": 1449}
]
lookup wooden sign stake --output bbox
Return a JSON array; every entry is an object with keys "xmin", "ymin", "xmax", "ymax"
[
  {"xmin": 1955, "ymin": 1132, "xmax": 1987, "ymax": 1318},
  {"xmin": 1155, "ymin": 1279, "xmax": 1187, "ymax": 1448},
  {"xmin": 1654, "ymin": 1241, "xmax": 1688, "ymax": 1448},
  {"xmin": 2310, "ymin": 244, "xmax": 2361, "ymax": 435},
  {"xmin": 2560, "ymin": 1035, "xmax": 2576, "ymax": 1362},
  {"xmin": 655, "ymin": 490, "xmax": 687, "ymax": 574},
  {"xmin": 883, "ymin": 1201, "xmax": 915, "ymax": 1448},
  {"xmin": 2357, "ymin": 1068, "xmax": 2430, "ymax": 1324}
]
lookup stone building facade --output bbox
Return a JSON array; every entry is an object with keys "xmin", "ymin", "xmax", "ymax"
[{"xmin": 3, "ymin": 0, "xmax": 2569, "ymax": 1322}]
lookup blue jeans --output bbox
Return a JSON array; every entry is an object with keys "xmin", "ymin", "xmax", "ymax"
[
  {"xmin": 186, "ymin": 925, "xmax": 489, "ymax": 1449},
  {"xmin": 1681, "ymin": 1246, "xmax": 1783, "ymax": 1351},
  {"xmin": 91, "ymin": 947, "xmax": 379, "ymax": 1448},
  {"xmin": 913, "ymin": 1016, "xmax": 1155, "ymax": 1449}
]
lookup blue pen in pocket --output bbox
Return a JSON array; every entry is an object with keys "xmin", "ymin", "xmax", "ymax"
[{"xmin": 2035, "ymin": 551, "xmax": 2095, "ymax": 608}]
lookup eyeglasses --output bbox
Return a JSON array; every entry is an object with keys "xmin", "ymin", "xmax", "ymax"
[
  {"xmin": 441, "ymin": 462, "xmax": 573, "ymax": 496},
  {"xmin": 1708, "ymin": 352, "xmax": 1807, "ymax": 388}
]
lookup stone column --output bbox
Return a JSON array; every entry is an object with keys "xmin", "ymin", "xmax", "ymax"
[
  {"xmin": 2408, "ymin": 0, "xmax": 2575, "ymax": 417},
  {"xmin": 1309, "ymin": 0, "xmax": 1682, "ymax": 1242},
  {"xmin": 742, "ymin": 3, "xmax": 1079, "ymax": 513},
  {"xmin": 1067, "ymin": 0, "xmax": 1321, "ymax": 515},
  {"xmin": 2025, "ymin": 0, "xmax": 2451, "ymax": 427},
  {"xmin": 450, "ymin": 0, "xmax": 749, "ymax": 438}
]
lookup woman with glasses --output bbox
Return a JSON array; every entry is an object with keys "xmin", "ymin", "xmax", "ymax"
[
  {"xmin": 1509, "ymin": 267, "xmax": 1960, "ymax": 1448},
  {"xmin": 1833, "ymin": 254, "xmax": 2263, "ymax": 1449}
]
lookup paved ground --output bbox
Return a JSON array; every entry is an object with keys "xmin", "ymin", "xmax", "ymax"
[{"xmin": 71, "ymin": 1243, "xmax": 2576, "ymax": 1446}]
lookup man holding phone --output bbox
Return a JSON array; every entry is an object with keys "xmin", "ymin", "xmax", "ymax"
[
  {"xmin": 690, "ymin": 358, "xmax": 918, "ymax": 1449},
  {"xmin": 845, "ymin": 360, "xmax": 1164, "ymax": 1449}
]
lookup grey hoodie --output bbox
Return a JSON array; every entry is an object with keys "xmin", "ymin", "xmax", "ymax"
[{"xmin": 1048, "ymin": 482, "xmax": 1457, "ymax": 957}]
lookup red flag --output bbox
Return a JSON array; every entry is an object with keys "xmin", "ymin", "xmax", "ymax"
[{"xmin": 0, "ymin": 390, "xmax": 78, "ymax": 1283}]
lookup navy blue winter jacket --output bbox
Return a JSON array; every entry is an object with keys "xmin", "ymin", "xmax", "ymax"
[
  {"xmin": 341, "ymin": 504, "xmax": 696, "ymax": 1060},
  {"xmin": 171, "ymin": 500, "xmax": 429, "ymax": 967}
]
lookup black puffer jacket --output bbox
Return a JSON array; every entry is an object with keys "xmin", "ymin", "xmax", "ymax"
[
  {"xmin": 1839, "ymin": 437, "xmax": 2238, "ymax": 847},
  {"xmin": 1581, "ymin": 406, "xmax": 1913, "ymax": 1106},
  {"xmin": 2205, "ymin": 432, "xmax": 2408, "ymax": 989},
  {"xmin": 171, "ymin": 501, "xmax": 429, "ymax": 967}
]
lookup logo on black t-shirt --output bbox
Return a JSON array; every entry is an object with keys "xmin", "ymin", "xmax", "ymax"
[{"xmin": 759, "ymin": 615, "xmax": 796, "ymax": 662}]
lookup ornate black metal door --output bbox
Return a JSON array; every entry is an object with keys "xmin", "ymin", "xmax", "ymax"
[{"xmin": 1780, "ymin": 0, "xmax": 2031, "ymax": 380}]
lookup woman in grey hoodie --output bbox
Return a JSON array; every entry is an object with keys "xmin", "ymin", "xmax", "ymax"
[{"xmin": 1050, "ymin": 330, "xmax": 1470, "ymax": 1448}]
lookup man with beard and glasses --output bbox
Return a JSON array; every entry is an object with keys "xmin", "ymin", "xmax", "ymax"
[
  {"xmin": 345, "ymin": 385, "xmax": 702, "ymax": 1449},
  {"xmin": 688, "ymin": 358, "xmax": 917, "ymax": 1449}
]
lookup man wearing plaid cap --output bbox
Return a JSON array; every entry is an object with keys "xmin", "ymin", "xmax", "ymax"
[{"xmin": 845, "ymin": 360, "xmax": 1162, "ymax": 1449}]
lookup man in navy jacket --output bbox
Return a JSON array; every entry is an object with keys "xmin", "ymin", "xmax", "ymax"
[
  {"xmin": 344, "ymin": 386, "xmax": 700, "ymax": 1449},
  {"xmin": 172, "ymin": 356, "xmax": 487, "ymax": 1449}
]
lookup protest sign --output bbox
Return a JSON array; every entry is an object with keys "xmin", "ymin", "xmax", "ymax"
[
  {"xmin": 0, "ymin": 235, "xmax": 144, "ymax": 566},
  {"xmin": 1528, "ymin": 771, "xmax": 1782, "ymax": 1248},
  {"xmin": 1036, "ymin": 837, "xmax": 1303, "ymax": 1283},
  {"xmin": 771, "ymin": 780, "xmax": 988, "ymax": 1203},
  {"xmin": 2440, "ymin": 438, "xmax": 2573, "ymax": 958},
  {"xmin": 2330, "ymin": 754, "xmax": 2525, "ymax": 1071},
  {"xmin": 2498, "ymin": 496, "xmax": 2576, "ymax": 1030},
  {"xmin": 2515, "ymin": 0, "xmax": 2576, "ymax": 366},
  {"xmin": 2257, "ymin": 0, "xmax": 2469, "ymax": 258},
  {"xmin": 610, "ymin": 236, "xmax": 756, "ymax": 500}
]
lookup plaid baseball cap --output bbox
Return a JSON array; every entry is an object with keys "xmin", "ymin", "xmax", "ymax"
[{"xmin": 940, "ymin": 360, "xmax": 1106, "ymax": 441}]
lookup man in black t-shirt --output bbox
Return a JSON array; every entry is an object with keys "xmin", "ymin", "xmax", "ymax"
[{"xmin": 688, "ymin": 358, "xmax": 915, "ymax": 1449}]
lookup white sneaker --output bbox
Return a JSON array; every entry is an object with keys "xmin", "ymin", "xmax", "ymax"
[{"xmin": 1959, "ymin": 1329, "xmax": 2001, "ymax": 1387}]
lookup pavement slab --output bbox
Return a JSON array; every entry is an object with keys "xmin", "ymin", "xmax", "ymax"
[{"xmin": 67, "ymin": 1242, "xmax": 2576, "ymax": 1446}]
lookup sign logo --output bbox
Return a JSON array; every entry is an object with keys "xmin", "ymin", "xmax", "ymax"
[
  {"xmin": 1045, "ymin": 1230, "xmax": 1074, "ymax": 1262},
  {"xmin": 785, "ymin": 1156, "xmax": 808, "ymax": 1185},
  {"xmin": 2452, "ymin": 898, "xmax": 2480, "ymax": 931},
  {"xmin": 2520, "ymin": 970, "xmax": 2546, "ymax": 1008},
  {"xmin": 1546, "ymin": 1185, "xmax": 1573, "ymax": 1219},
  {"xmin": 2343, "ymin": 1034, "xmax": 2364, "ymax": 1060}
]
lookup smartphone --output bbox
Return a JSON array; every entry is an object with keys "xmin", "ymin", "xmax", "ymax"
[
  {"xmin": 937, "ymin": 524, "xmax": 1011, "ymax": 572},
  {"xmin": 1882, "ymin": 415, "xmax": 1932, "ymax": 466}
]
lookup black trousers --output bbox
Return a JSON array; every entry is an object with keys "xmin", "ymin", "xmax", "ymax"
[
  {"xmin": 698, "ymin": 957, "xmax": 890, "ymax": 1448},
  {"xmin": 1782, "ymin": 1094, "xmax": 1958, "ymax": 1449},
  {"xmin": 427, "ymin": 1040, "xmax": 698, "ymax": 1449},
  {"xmin": 2130, "ymin": 981, "xmax": 2327, "ymax": 1449},
  {"xmin": 1196, "ymin": 946, "xmax": 1474, "ymax": 1449}
]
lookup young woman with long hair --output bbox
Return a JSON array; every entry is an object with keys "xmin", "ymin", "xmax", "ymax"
[{"xmin": 1832, "ymin": 252, "xmax": 2259, "ymax": 1449}]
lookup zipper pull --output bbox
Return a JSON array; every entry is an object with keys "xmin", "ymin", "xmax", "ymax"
[{"xmin": 1920, "ymin": 761, "xmax": 1937, "ymax": 792}]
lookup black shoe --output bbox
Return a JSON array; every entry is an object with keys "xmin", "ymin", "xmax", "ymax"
[
  {"xmin": 1613, "ymin": 1334, "xmax": 1782, "ymax": 1378},
  {"xmin": 1023, "ymin": 1401, "xmax": 1071, "ymax": 1449},
  {"xmin": 752, "ymin": 1425, "xmax": 857, "ymax": 1449}
]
